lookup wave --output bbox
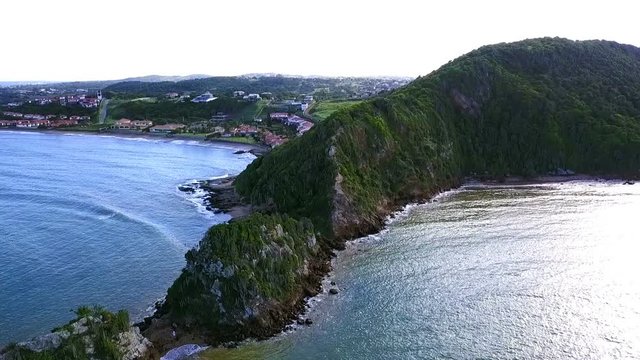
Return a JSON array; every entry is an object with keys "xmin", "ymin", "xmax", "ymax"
[{"xmin": 161, "ymin": 344, "xmax": 209, "ymax": 360}]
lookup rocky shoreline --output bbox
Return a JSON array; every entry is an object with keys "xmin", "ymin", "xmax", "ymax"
[{"xmin": 177, "ymin": 176, "xmax": 255, "ymax": 219}]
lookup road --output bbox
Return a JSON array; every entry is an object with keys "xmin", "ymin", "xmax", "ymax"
[{"xmin": 98, "ymin": 99, "xmax": 110, "ymax": 124}]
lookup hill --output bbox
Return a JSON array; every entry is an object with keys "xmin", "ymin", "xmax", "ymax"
[{"xmin": 152, "ymin": 37, "xmax": 640, "ymax": 351}]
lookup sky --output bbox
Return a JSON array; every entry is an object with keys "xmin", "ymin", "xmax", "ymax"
[{"xmin": 1, "ymin": 0, "xmax": 639, "ymax": 81}]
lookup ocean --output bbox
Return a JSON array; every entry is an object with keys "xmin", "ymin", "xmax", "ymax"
[
  {"xmin": 0, "ymin": 131, "xmax": 255, "ymax": 346},
  {"xmin": 198, "ymin": 181, "xmax": 640, "ymax": 359}
]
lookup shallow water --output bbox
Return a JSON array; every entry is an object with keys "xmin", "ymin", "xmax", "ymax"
[
  {"xmin": 199, "ymin": 182, "xmax": 640, "ymax": 359},
  {"xmin": 0, "ymin": 131, "xmax": 255, "ymax": 346}
]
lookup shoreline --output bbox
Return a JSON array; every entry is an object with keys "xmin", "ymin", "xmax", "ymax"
[
  {"xmin": 0, "ymin": 127, "xmax": 271, "ymax": 154},
  {"xmin": 2, "ymin": 174, "xmax": 635, "ymax": 358},
  {"xmin": 152, "ymin": 173, "xmax": 637, "ymax": 357}
]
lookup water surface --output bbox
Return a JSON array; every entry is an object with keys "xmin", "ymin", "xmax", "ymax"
[
  {"xmin": 0, "ymin": 131, "xmax": 254, "ymax": 346},
  {"xmin": 200, "ymin": 182, "xmax": 640, "ymax": 359}
]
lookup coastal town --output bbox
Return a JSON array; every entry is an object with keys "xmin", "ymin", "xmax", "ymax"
[{"xmin": 0, "ymin": 76, "xmax": 410, "ymax": 149}]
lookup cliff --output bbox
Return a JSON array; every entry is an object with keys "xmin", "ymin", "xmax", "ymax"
[{"xmin": 156, "ymin": 38, "xmax": 640, "ymax": 352}]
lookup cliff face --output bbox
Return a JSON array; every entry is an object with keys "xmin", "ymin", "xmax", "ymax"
[
  {"xmin": 159, "ymin": 214, "xmax": 326, "ymax": 345},
  {"xmin": 160, "ymin": 38, "xmax": 640, "ymax": 348}
]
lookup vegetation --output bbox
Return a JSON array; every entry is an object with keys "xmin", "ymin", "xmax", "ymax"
[
  {"xmin": 310, "ymin": 100, "xmax": 363, "ymax": 121},
  {"xmin": 102, "ymin": 76, "xmax": 400, "ymax": 100},
  {"xmin": 105, "ymin": 96, "xmax": 248, "ymax": 124},
  {"xmin": 236, "ymin": 38, "xmax": 640, "ymax": 240},
  {"xmin": 3, "ymin": 103, "xmax": 95, "ymax": 118},
  {"xmin": 207, "ymin": 136, "xmax": 258, "ymax": 144},
  {"xmin": 162, "ymin": 37, "xmax": 640, "ymax": 346},
  {"xmin": 3, "ymin": 306, "xmax": 130, "ymax": 360},
  {"xmin": 164, "ymin": 213, "xmax": 318, "ymax": 339}
]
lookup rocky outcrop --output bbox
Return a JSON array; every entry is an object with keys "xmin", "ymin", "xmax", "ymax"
[
  {"xmin": 0, "ymin": 308, "xmax": 151, "ymax": 360},
  {"xmin": 145, "ymin": 214, "xmax": 330, "ymax": 355},
  {"xmin": 118, "ymin": 327, "xmax": 152, "ymax": 360}
]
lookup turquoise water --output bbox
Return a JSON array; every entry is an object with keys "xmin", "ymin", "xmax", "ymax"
[
  {"xmin": 0, "ymin": 131, "xmax": 255, "ymax": 346},
  {"xmin": 200, "ymin": 182, "xmax": 640, "ymax": 359}
]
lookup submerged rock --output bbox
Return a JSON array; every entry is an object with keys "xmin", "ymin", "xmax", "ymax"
[{"xmin": 329, "ymin": 288, "xmax": 339, "ymax": 295}]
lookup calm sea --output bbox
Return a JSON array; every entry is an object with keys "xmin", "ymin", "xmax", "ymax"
[
  {"xmin": 0, "ymin": 131, "xmax": 255, "ymax": 346},
  {"xmin": 199, "ymin": 182, "xmax": 640, "ymax": 359}
]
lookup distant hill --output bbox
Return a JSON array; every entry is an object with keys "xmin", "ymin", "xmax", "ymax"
[
  {"xmin": 103, "ymin": 75, "xmax": 410, "ymax": 99},
  {"xmin": 119, "ymin": 74, "xmax": 211, "ymax": 83}
]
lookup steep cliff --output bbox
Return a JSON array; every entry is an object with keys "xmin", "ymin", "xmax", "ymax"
[{"xmin": 160, "ymin": 38, "xmax": 640, "ymax": 349}]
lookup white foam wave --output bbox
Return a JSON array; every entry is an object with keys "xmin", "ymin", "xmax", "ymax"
[{"xmin": 161, "ymin": 344, "xmax": 209, "ymax": 360}]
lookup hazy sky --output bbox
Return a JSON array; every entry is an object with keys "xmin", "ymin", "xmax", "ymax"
[{"xmin": 1, "ymin": 0, "xmax": 639, "ymax": 81}]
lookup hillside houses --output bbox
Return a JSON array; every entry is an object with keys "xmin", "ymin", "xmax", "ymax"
[
  {"xmin": 150, "ymin": 123, "xmax": 186, "ymax": 133},
  {"xmin": 191, "ymin": 92, "xmax": 217, "ymax": 103},
  {"xmin": 0, "ymin": 119, "xmax": 79, "ymax": 128},
  {"xmin": 269, "ymin": 112, "xmax": 314, "ymax": 135},
  {"xmin": 113, "ymin": 118, "xmax": 153, "ymax": 130}
]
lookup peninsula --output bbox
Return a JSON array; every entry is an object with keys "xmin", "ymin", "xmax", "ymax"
[
  {"xmin": 145, "ymin": 38, "xmax": 640, "ymax": 355},
  {"xmin": 4, "ymin": 37, "xmax": 640, "ymax": 359}
]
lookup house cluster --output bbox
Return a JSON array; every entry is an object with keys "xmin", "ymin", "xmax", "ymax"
[
  {"xmin": 0, "ymin": 119, "xmax": 80, "ymax": 128},
  {"xmin": 262, "ymin": 130, "xmax": 288, "ymax": 147},
  {"xmin": 22, "ymin": 93, "xmax": 102, "ymax": 108},
  {"xmin": 61, "ymin": 94, "xmax": 101, "ymax": 108},
  {"xmin": 113, "ymin": 118, "xmax": 154, "ymax": 130},
  {"xmin": 150, "ymin": 123, "xmax": 186, "ymax": 133},
  {"xmin": 112, "ymin": 118, "xmax": 186, "ymax": 134},
  {"xmin": 209, "ymin": 123, "xmax": 286, "ymax": 148},
  {"xmin": 2, "ymin": 111, "xmax": 90, "ymax": 122},
  {"xmin": 233, "ymin": 90, "xmax": 262, "ymax": 102},
  {"xmin": 270, "ymin": 112, "xmax": 314, "ymax": 135}
]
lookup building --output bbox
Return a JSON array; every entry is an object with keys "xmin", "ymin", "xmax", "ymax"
[
  {"xmin": 211, "ymin": 112, "xmax": 232, "ymax": 122},
  {"xmin": 166, "ymin": 92, "xmax": 180, "ymax": 99},
  {"xmin": 114, "ymin": 118, "xmax": 133, "ymax": 129},
  {"xmin": 233, "ymin": 90, "xmax": 245, "ymax": 97},
  {"xmin": 132, "ymin": 120, "xmax": 153, "ymax": 129},
  {"xmin": 270, "ymin": 112, "xmax": 290, "ymax": 120},
  {"xmin": 191, "ymin": 92, "xmax": 217, "ymax": 103},
  {"xmin": 232, "ymin": 125, "xmax": 259, "ymax": 136},
  {"xmin": 114, "ymin": 118, "xmax": 153, "ymax": 130},
  {"xmin": 150, "ymin": 124, "xmax": 186, "ymax": 133},
  {"xmin": 242, "ymin": 93, "xmax": 261, "ymax": 102}
]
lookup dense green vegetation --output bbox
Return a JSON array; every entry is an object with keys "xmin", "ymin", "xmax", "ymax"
[
  {"xmin": 103, "ymin": 76, "xmax": 406, "ymax": 100},
  {"xmin": 2, "ymin": 306, "xmax": 129, "ymax": 360},
  {"xmin": 4, "ymin": 103, "xmax": 95, "ymax": 118},
  {"xmin": 236, "ymin": 38, "xmax": 640, "ymax": 239},
  {"xmin": 105, "ymin": 96, "xmax": 248, "ymax": 124},
  {"xmin": 164, "ymin": 213, "xmax": 318, "ymax": 338},
  {"xmin": 309, "ymin": 100, "xmax": 363, "ymax": 121},
  {"xmin": 162, "ymin": 38, "xmax": 640, "ymax": 346}
]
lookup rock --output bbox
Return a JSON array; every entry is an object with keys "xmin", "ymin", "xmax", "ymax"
[
  {"xmin": 329, "ymin": 288, "xmax": 339, "ymax": 295},
  {"xmin": 178, "ymin": 185, "xmax": 195, "ymax": 193},
  {"xmin": 16, "ymin": 332, "xmax": 67, "ymax": 352},
  {"xmin": 233, "ymin": 150, "xmax": 247, "ymax": 154},
  {"xmin": 623, "ymin": 180, "xmax": 635, "ymax": 185},
  {"xmin": 296, "ymin": 319, "xmax": 305, "ymax": 325},
  {"xmin": 304, "ymin": 318, "xmax": 313, "ymax": 325},
  {"xmin": 118, "ymin": 327, "xmax": 153, "ymax": 360},
  {"xmin": 330, "ymin": 281, "xmax": 336, "ymax": 286}
]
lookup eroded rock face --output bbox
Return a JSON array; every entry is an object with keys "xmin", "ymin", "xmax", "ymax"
[
  {"xmin": 15, "ymin": 332, "xmax": 67, "ymax": 353},
  {"xmin": 1, "ymin": 315, "xmax": 153, "ymax": 360},
  {"xmin": 118, "ymin": 326, "xmax": 152, "ymax": 360}
]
